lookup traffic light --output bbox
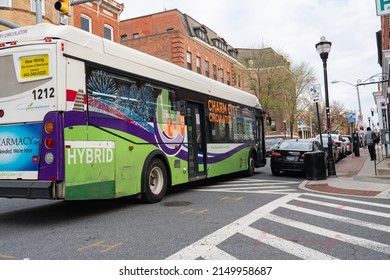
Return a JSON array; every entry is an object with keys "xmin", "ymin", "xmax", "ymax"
[{"xmin": 54, "ymin": 0, "xmax": 70, "ymax": 15}]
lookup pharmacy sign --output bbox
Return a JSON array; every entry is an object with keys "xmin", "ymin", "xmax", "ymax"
[{"xmin": 376, "ymin": 0, "xmax": 390, "ymax": 16}]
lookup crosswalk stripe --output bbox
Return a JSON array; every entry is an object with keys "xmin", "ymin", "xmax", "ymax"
[
  {"xmin": 304, "ymin": 193, "xmax": 390, "ymax": 209},
  {"xmin": 264, "ymin": 213, "xmax": 390, "ymax": 255},
  {"xmin": 282, "ymin": 203, "xmax": 390, "ymax": 233},
  {"xmin": 294, "ymin": 197, "xmax": 390, "ymax": 218},
  {"xmin": 201, "ymin": 247, "xmax": 237, "ymax": 260},
  {"xmin": 166, "ymin": 194, "xmax": 300, "ymax": 260},
  {"xmin": 240, "ymin": 226, "xmax": 338, "ymax": 260}
]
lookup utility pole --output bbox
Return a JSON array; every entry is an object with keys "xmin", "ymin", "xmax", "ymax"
[{"xmin": 35, "ymin": 0, "xmax": 43, "ymax": 24}]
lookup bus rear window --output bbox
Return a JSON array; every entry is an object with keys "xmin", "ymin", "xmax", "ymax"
[{"xmin": 0, "ymin": 54, "xmax": 50, "ymax": 99}]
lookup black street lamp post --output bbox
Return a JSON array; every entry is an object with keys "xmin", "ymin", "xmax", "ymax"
[{"xmin": 315, "ymin": 36, "xmax": 336, "ymax": 177}]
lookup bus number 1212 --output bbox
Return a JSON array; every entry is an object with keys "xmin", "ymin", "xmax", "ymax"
[{"xmin": 32, "ymin": 87, "xmax": 55, "ymax": 100}]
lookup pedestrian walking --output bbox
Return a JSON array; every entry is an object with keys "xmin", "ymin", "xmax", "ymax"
[{"xmin": 363, "ymin": 127, "xmax": 376, "ymax": 161}]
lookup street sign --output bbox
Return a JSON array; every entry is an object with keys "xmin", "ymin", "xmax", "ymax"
[
  {"xmin": 347, "ymin": 112, "xmax": 356, "ymax": 123},
  {"xmin": 376, "ymin": 0, "xmax": 390, "ymax": 16},
  {"xmin": 300, "ymin": 114, "xmax": 307, "ymax": 121},
  {"xmin": 308, "ymin": 84, "xmax": 322, "ymax": 103}
]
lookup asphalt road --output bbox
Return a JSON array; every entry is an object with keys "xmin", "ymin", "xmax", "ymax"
[{"xmin": 0, "ymin": 164, "xmax": 389, "ymax": 260}]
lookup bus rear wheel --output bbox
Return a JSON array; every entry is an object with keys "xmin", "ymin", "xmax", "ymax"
[{"xmin": 141, "ymin": 158, "xmax": 167, "ymax": 203}]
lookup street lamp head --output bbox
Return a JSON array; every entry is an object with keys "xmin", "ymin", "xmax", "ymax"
[
  {"xmin": 315, "ymin": 36, "xmax": 332, "ymax": 60},
  {"xmin": 331, "ymin": 80, "xmax": 339, "ymax": 84}
]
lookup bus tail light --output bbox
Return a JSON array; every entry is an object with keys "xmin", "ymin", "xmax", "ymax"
[
  {"xmin": 45, "ymin": 137, "xmax": 54, "ymax": 148},
  {"xmin": 39, "ymin": 112, "xmax": 65, "ymax": 181},
  {"xmin": 44, "ymin": 152, "xmax": 54, "ymax": 164},
  {"xmin": 45, "ymin": 121, "xmax": 54, "ymax": 133}
]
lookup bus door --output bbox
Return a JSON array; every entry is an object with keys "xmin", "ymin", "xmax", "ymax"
[{"xmin": 186, "ymin": 102, "xmax": 207, "ymax": 180}]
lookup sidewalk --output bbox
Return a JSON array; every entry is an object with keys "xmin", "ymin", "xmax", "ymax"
[{"xmin": 299, "ymin": 148, "xmax": 390, "ymax": 199}]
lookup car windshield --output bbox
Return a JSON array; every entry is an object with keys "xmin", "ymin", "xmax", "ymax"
[
  {"xmin": 265, "ymin": 138, "xmax": 280, "ymax": 147},
  {"xmin": 279, "ymin": 141, "xmax": 312, "ymax": 151}
]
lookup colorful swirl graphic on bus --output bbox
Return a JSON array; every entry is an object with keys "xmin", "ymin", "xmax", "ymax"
[{"xmin": 154, "ymin": 90, "xmax": 185, "ymax": 156}]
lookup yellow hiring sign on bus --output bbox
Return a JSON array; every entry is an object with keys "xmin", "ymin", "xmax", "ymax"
[{"xmin": 20, "ymin": 54, "xmax": 49, "ymax": 79}]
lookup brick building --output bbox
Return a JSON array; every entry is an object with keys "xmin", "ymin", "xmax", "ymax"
[
  {"xmin": 0, "ymin": 0, "xmax": 123, "ymax": 43},
  {"xmin": 72, "ymin": 0, "xmax": 124, "ymax": 42},
  {"xmin": 0, "ymin": 0, "xmax": 60, "ymax": 30},
  {"xmin": 119, "ymin": 9, "xmax": 246, "ymax": 91}
]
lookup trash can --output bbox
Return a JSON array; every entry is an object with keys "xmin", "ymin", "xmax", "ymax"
[{"xmin": 304, "ymin": 151, "xmax": 326, "ymax": 180}]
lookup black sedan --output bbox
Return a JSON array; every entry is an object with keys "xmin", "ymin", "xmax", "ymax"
[{"xmin": 270, "ymin": 138, "xmax": 324, "ymax": 175}]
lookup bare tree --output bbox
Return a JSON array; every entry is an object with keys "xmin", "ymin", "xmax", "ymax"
[
  {"xmin": 238, "ymin": 47, "xmax": 292, "ymax": 134},
  {"xmin": 286, "ymin": 62, "xmax": 317, "ymax": 138},
  {"xmin": 305, "ymin": 100, "xmax": 349, "ymax": 136}
]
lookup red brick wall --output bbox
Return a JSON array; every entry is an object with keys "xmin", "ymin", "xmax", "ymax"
[
  {"xmin": 120, "ymin": 10, "xmax": 187, "ymax": 37},
  {"xmin": 73, "ymin": 2, "xmax": 121, "ymax": 42},
  {"xmin": 381, "ymin": 16, "xmax": 390, "ymax": 50}
]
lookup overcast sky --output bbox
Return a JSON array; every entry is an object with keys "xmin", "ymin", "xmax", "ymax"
[{"xmin": 120, "ymin": 0, "xmax": 382, "ymax": 127}]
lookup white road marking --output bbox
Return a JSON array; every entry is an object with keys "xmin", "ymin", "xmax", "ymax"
[
  {"xmin": 282, "ymin": 203, "xmax": 390, "ymax": 233},
  {"xmin": 265, "ymin": 213, "xmax": 390, "ymax": 255},
  {"xmin": 294, "ymin": 197, "xmax": 390, "ymax": 218},
  {"xmin": 240, "ymin": 226, "xmax": 337, "ymax": 260},
  {"xmin": 166, "ymin": 194, "xmax": 300, "ymax": 260}
]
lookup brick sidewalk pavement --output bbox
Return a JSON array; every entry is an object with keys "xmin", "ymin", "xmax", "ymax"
[
  {"xmin": 335, "ymin": 148, "xmax": 369, "ymax": 178},
  {"xmin": 303, "ymin": 148, "xmax": 390, "ymax": 197}
]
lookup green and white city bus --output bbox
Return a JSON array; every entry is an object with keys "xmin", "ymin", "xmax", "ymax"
[{"xmin": 0, "ymin": 23, "xmax": 266, "ymax": 202}]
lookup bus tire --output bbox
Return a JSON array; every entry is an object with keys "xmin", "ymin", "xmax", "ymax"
[
  {"xmin": 245, "ymin": 152, "xmax": 256, "ymax": 177},
  {"xmin": 141, "ymin": 158, "xmax": 167, "ymax": 203}
]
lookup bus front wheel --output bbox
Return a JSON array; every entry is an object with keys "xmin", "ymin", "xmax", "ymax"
[
  {"xmin": 245, "ymin": 152, "xmax": 256, "ymax": 177},
  {"xmin": 141, "ymin": 158, "xmax": 168, "ymax": 203}
]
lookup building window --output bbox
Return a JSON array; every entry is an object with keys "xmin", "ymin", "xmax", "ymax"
[
  {"xmin": 238, "ymin": 75, "xmax": 241, "ymax": 88},
  {"xmin": 219, "ymin": 68, "xmax": 224, "ymax": 83},
  {"xmin": 205, "ymin": 61, "xmax": 209, "ymax": 78},
  {"xmin": 196, "ymin": 56, "xmax": 201, "ymax": 74},
  {"xmin": 104, "ymin": 24, "xmax": 113, "ymax": 41},
  {"xmin": 30, "ymin": 0, "xmax": 45, "ymax": 15},
  {"xmin": 133, "ymin": 33, "xmax": 139, "ymax": 38},
  {"xmin": 121, "ymin": 34, "xmax": 128, "ymax": 41},
  {"xmin": 213, "ymin": 64, "xmax": 217, "ymax": 80},
  {"xmin": 271, "ymin": 120, "xmax": 276, "ymax": 131},
  {"xmin": 212, "ymin": 39, "xmax": 227, "ymax": 52},
  {"xmin": 194, "ymin": 28, "xmax": 208, "ymax": 43},
  {"xmin": 81, "ymin": 15, "xmax": 92, "ymax": 33},
  {"xmin": 186, "ymin": 52, "xmax": 192, "ymax": 70},
  {"xmin": 167, "ymin": 27, "xmax": 174, "ymax": 32},
  {"xmin": 226, "ymin": 71, "xmax": 230, "ymax": 86},
  {"xmin": 0, "ymin": 0, "xmax": 11, "ymax": 7}
]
